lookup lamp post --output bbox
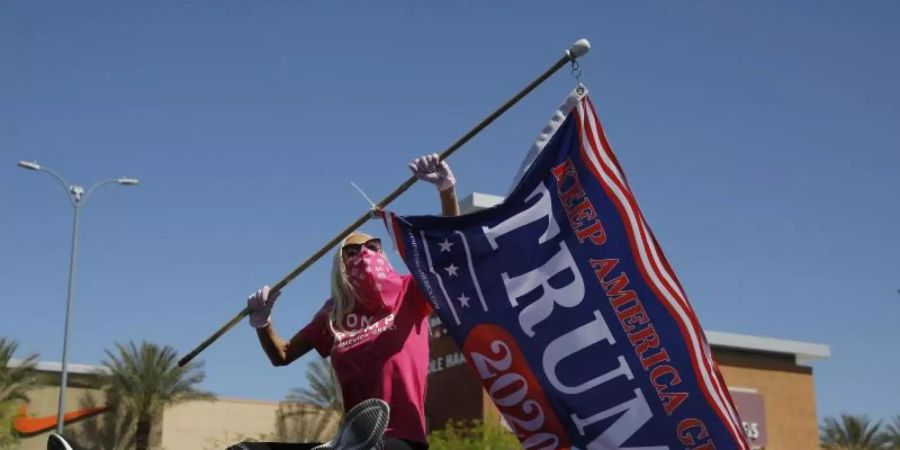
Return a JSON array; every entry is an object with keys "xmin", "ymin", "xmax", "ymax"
[{"xmin": 17, "ymin": 160, "xmax": 139, "ymax": 434}]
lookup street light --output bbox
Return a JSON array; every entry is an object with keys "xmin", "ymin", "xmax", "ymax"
[{"xmin": 17, "ymin": 160, "xmax": 139, "ymax": 434}]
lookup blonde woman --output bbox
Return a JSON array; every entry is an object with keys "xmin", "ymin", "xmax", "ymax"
[{"xmin": 247, "ymin": 154, "xmax": 459, "ymax": 450}]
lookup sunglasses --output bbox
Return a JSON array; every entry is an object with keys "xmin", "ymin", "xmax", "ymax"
[{"xmin": 342, "ymin": 238, "xmax": 383, "ymax": 257}]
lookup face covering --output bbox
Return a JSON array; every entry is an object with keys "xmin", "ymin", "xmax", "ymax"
[{"xmin": 344, "ymin": 247, "xmax": 403, "ymax": 313}]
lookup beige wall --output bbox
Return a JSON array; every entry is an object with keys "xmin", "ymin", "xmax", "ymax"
[
  {"xmin": 716, "ymin": 348, "xmax": 821, "ymax": 450},
  {"xmin": 158, "ymin": 398, "xmax": 340, "ymax": 449},
  {"xmin": 15, "ymin": 375, "xmax": 335, "ymax": 450},
  {"xmin": 160, "ymin": 398, "xmax": 280, "ymax": 450}
]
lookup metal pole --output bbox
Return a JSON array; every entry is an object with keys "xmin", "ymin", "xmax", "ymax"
[
  {"xmin": 17, "ymin": 162, "xmax": 137, "ymax": 433},
  {"xmin": 56, "ymin": 201, "xmax": 80, "ymax": 434},
  {"xmin": 178, "ymin": 38, "xmax": 592, "ymax": 367}
]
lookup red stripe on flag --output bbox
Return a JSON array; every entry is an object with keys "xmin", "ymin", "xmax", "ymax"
[
  {"xmin": 578, "ymin": 101, "xmax": 747, "ymax": 442},
  {"xmin": 578, "ymin": 101, "xmax": 749, "ymax": 449},
  {"xmin": 573, "ymin": 100, "xmax": 749, "ymax": 450},
  {"xmin": 576, "ymin": 101, "xmax": 748, "ymax": 448},
  {"xmin": 585, "ymin": 96, "xmax": 631, "ymax": 188}
]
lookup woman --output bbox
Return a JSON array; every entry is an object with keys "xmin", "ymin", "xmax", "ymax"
[
  {"xmin": 247, "ymin": 154, "xmax": 459, "ymax": 450},
  {"xmin": 46, "ymin": 157, "xmax": 456, "ymax": 450}
]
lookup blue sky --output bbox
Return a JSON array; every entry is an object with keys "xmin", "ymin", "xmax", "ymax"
[{"xmin": 2, "ymin": 1, "xmax": 898, "ymax": 424}]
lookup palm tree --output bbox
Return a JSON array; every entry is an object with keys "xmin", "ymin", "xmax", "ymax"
[
  {"xmin": 0, "ymin": 337, "xmax": 39, "ymax": 449},
  {"xmin": 281, "ymin": 358, "xmax": 343, "ymax": 443},
  {"xmin": 98, "ymin": 341, "xmax": 214, "ymax": 450},
  {"xmin": 881, "ymin": 416, "xmax": 900, "ymax": 450},
  {"xmin": 820, "ymin": 414, "xmax": 884, "ymax": 450},
  {"xmin": 287, "ymin": 358, "xmax": 343, "ymax": 413}
]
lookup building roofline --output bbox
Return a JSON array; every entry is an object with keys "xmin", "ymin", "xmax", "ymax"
[
  {"xmin": 459, "ymin": 192, "xmax": 504, "ymax": 214},
  {"xmin": 8, "ymin": 358, "xmax": 110, "ymax": 375},
  {"xmin": 706, "ymin": 330, "xmax": 830, "ymax": 365}
]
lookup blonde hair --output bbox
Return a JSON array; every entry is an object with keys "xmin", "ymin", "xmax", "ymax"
[{"xmin": 328, "ymin": 232, "xmax": 370, "ymax": 335}]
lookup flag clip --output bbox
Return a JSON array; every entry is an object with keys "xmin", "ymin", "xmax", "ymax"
[{"xmin": 571, "ymin": 60, "xmax": 585, "ymax": 95}]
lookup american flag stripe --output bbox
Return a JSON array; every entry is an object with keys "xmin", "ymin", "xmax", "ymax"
[
  {"xmin": 576, "ymin": 99, "xmax": 749, "ymax": 450},
  {"xmin": 585, "ymin": 96, "xmax": 632, "ymax": 189},
  {"xmin": 574, "ymin": 99, "xmax": 747, "ymax": 447},
  {"xmin": 578, "ymin": 100, "xmax": 748, "ymax": 445},
  {"xmin": 574, "ymin": 98, "xmax": 750, "ymax": 450}
]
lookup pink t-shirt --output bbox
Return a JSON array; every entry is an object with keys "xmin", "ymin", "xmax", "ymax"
[{"xmin": 298, "ymin": 275, "xmax": 432, "ymax": 444}]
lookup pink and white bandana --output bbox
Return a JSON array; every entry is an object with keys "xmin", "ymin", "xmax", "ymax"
[{"xmin": 345, "ymin": 247, "xmax": 403, "ymax": 313}]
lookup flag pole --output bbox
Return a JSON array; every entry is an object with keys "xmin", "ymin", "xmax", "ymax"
[{"xmin": 178, "ymin": 39, "xmax": 592, "ymax": 367}]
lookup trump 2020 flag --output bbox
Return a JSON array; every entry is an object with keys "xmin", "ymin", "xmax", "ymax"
[{"xmin": 384, "ymin": 87, "xmax": 751, "ymax": 450}]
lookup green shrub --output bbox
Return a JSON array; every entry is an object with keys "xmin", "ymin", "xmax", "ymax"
[{"xmin": 428, "ymin": 419, "xmax": 520, "ymax": 450}]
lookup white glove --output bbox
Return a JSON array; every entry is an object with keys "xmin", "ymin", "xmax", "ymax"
[
  {"xmin": 247, "ymin": 286, "xmax": 280, "ymax": 329},
  {"xmin": 408, "ymin": 153, "xmax": 456, "ymax": 192}
]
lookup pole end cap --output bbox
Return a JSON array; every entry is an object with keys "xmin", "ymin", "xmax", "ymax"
[{"xmin": 567, "ymin": 39, "xmax": 591, "ymax": 60}]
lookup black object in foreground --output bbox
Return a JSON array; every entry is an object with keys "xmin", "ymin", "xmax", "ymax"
[
  {"xmin": 48, "ymin": 433, "xmax": 83, "ymax": 450},
  {"xmin": 313, "ymin": 398, "xmax": 390, "ymax": 450}
]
